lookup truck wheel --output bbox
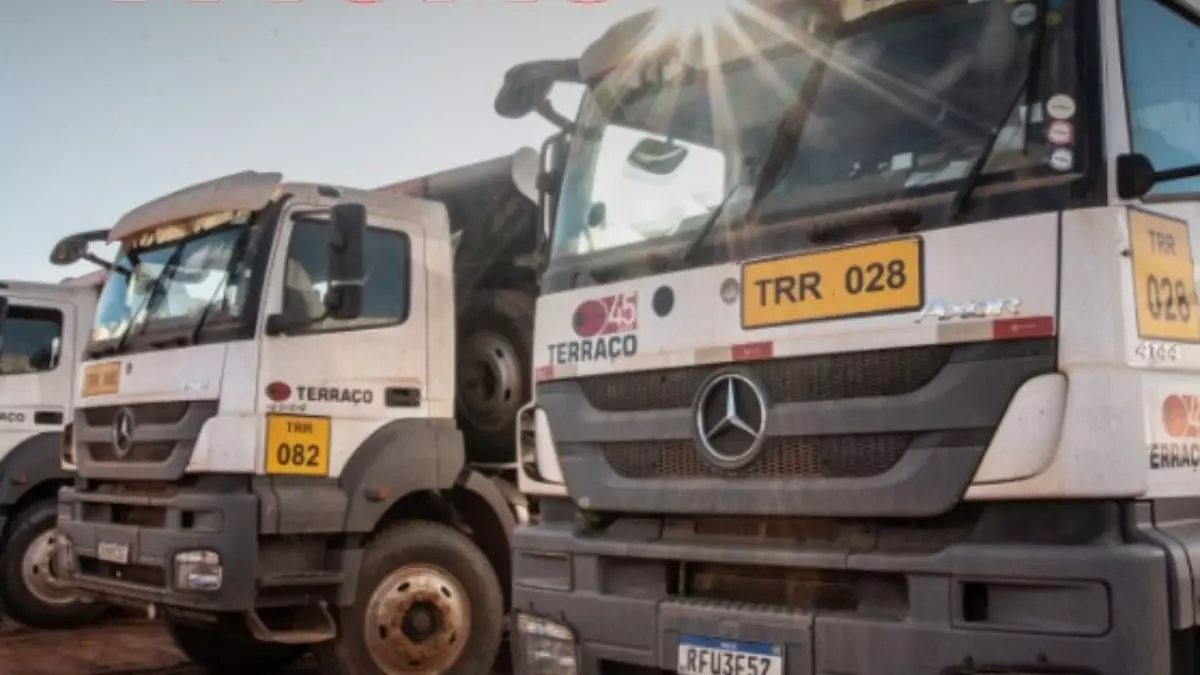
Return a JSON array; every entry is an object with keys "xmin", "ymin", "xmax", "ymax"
[
  {"xmin": 316, "ymin": 521, "xmax": 504, "ymax": 675},
  {"xmin": 457, "ymin": 288, "xmax": 534, "ymax": 464},
  {"xmin": 166, "ymin": 620, "xmax": 307, "ymax": 674},
  {"xmin": 0, "ymin": 500, "xmax": 105, "ymax": 630}
]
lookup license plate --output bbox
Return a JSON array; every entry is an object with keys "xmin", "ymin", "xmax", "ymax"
[
  {"xmin": 97, "ymin": 541, "xmax": 129, "ymax": 565},
  {"xmin": 741, "ymin": 236, "xmax": 923, "ymax": 329},
  {"xmin": 81, "ymin": 362, "xmax": 121, "ymax": 397},
  {"xmin": 264, "ymin": 414, "xmax": 331, "ymax": 476},
  {"xmin": 677, "ymin": 635, "xmax": 782, "ymax": 675}
]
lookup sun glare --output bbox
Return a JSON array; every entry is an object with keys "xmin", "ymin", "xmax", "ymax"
[{"xmin": 651, "ymin": 0, "xmax": 750, "ymax": 36}]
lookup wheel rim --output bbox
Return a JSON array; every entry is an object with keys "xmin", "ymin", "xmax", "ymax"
[
  {"xmin": 363, "ymin": 564, "xmax": 471, "ymax": 675},
  {"xmin": 458, "ymin": 329, "xmax": 523, "ymax": 434},
  {"xmin": 21, "ymin": 529, "xmax": 79, "ymax": 606}
]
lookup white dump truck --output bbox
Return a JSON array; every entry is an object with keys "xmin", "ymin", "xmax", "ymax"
[
  {"xmin": 496, "ymin": 0, "xmax": 1200, "ymax": 674},
  {"xmin": 0, "ymin": 234, "xmax": 108, "ymax": 629},
  {"xmin": 52, "ymin": 152, "xmax": 541, "ymax": 673}
]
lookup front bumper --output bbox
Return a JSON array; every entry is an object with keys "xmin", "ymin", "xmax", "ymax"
[
  {"xmin": 510, "ymin": 520, "xmax": 1174, "ymax": 675},
  {"xmin": 56, "ymin": 483, "xmax": 258, "ymax": 612}
]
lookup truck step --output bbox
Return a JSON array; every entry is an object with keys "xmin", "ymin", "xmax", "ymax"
[
  {"xmin": 257, "ymin": 571, "xmax": 345, "ymax": 588},
  {"xmin": 246, "ymin": 603, "xmax": 337, "ymax": 645}
]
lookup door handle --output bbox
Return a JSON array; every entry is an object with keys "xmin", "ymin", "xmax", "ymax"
[
  {"xmin": 34, "ymin": 411, "xmax": 64, "ymax": 426},
  {"xmin": 384, "ymin": 388, "xmax": 421, "ymax": 408}
]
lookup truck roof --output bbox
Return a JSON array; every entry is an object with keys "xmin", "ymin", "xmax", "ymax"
[
  {"xmin": 0, "ymin": 277, "xmax": 101, "ymax": 296},
  {"xmin": 107, "ymin": 148, "xmax": 539, "ymax": 246}
]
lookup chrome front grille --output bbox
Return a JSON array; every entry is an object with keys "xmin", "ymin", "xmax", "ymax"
[
  {"xmin": 602, "ymin": 434, "xmax": 912, "ymax": 480},
  {"xmin": 73, "ymin": 400, "xmax": 219, "ymax": 481},
  {"xmin": 578, "ymin": 345, "xmax": 953, "ymax": 412}
]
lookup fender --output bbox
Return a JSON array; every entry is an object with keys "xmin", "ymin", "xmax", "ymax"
[
  {"xmin": 453, "ymin": 469, "xmax": 520, "ymax": 557},
  {"xmin": 339, "ymin": 418, "xmax": 466, "ymax": 533},
  {"xmin": 0, "ymin": 432, "xmax": 69, "ymax": 508}
]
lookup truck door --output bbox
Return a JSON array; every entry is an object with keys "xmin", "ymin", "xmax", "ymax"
[
  {"xmin": 0, "ymin": 297, "xmax": 73, "ymax": 456},
  {"xmin": 256, "ymin": 206, "xmax": 428, "ymax": 480}
]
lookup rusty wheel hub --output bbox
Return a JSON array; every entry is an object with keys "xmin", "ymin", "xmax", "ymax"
[{"xmin": 364, "ymin": 564, "xmax": 471, "ymax": 674}]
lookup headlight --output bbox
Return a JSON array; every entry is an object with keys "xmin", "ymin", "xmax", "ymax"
[
  {"xmin": 174, "ymin": 550, "xmax": 222, "ymax": 591},
  {"xmin": 516, "ymin": 613, "xmax": 578, "ymax": 675}
]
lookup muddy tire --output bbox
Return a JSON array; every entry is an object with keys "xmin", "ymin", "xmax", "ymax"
[
  {"xmin": 0, "ymin": 500, "xmax": 105, "ymax": 630},
  {"xmin": 456, "ymin": 288, "xmax": 535, "ymax": 464},
  {"xmin": 166, "ymin": 620, "xmax": 307, "ymax": 674},
  {"xmin": 315, "ymin": 520, "xmax": 504, "ymax": 675}
]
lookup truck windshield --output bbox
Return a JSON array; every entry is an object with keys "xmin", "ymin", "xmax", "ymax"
[
  {"xmin": 90, "ymin": 223, "xmax": 254, "ymax": 351},
  {"xmin": 550, "ymin": 0, "xmax": 1079, "ymax": 284}
]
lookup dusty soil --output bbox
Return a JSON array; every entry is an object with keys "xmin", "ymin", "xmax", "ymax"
[
  {"xmin": 0, "ymin": 615, "xmax": 509, "ymax": 675},
  {"xmin": 0, "ymin": 617, "xmax": 191, "ymax": 675}
]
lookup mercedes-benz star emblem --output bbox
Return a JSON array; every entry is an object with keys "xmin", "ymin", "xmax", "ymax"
[
  {"xmin": 692, "ymin": 371, "xmax": 769, "ymax": 470},
  {"xmin": 111, "ymin": 407, "xmax": 136, "ymax": 459}
]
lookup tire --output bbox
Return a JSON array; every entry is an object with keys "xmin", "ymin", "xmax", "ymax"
[
  {"xmin": 315, "ymin": 520, "xmax": 505, "ymax": 675},
  {"xmin": 166, "ymin": 620, "xmax": 307, "ymax": 674},
  {"xmin": 456, "ymin": 288, "xmax": 535, "ymax": 463},
  {"xmin": 0, "ymin": 499, "xmax": 105, "ymax": 630}
]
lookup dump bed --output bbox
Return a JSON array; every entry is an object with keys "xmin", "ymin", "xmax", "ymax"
[{"xmin": 376, "ymin": 148, "xmax": 541, "ymax": 299}]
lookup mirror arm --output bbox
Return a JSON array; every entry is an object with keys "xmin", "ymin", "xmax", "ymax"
[
  {"xmin": 535, "ymin": 100, "xmax": 576, "ymax": 133},
  {"xmin": 82, "ymin": 253, "xmax": 116, "ymax": 272},
  {"xmin": 1155, "ymin": 164, "xmax": 1200, "ymax": 183}
]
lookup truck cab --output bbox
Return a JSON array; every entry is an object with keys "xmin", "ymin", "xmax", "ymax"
[
  {"xmin": 0, "ymin": 268, "xmax": 105, "ymax": 630},
  {"xmin": 54, "ymin": 154, "xmax": 540, "ymax": 674},
  {"xmin": 499, "ymin": 1, "xmax": 1200, "ymax": 674}
]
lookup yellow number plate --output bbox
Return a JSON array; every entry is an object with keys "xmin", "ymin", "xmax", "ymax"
[
  {"xmin": 81, "ymin": 362, "xmax": 121, "ymax": 397},
  {"xmin": 1129, "ymin": 208, "xmax": 1200, "ymax": 342},
  {"xmin": 265, "ymin": 414, "xmax": 331, "ymax": 476},
  {"xmin": 741, "ymin": 237, "xmax": 924, "ymax": 329}
]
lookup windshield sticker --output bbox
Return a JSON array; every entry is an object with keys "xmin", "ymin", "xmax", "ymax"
[
  {"xmin": 1048, "ymin": 148, "xmax": 1074, "ymax": 172},
  {"xmin": 1046, "ymin": 121, "xmax": 1074, "ymax": 146},
  {"xmin": 1046, "ymin": 94, "xmax": 1077, "ymax": 120},
  {"xmin": 1010, "ymin": 3, "xmax": 1038, "ymax": 27},
  {"xmin": 1152, "ymin": 393, "xmax": 1200, "ymax": 471},
  {"xmin": 551, "ymin": 292, "xmax": 639, "ymax": 364}
]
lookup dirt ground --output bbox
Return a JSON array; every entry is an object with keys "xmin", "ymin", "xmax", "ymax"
[
  {"xmin": 0, "ymin": 615, "xmax": 319, "ymax": 675},
  {"xmin": 0, "ymin": 615, "xmax": 510, "ymax": 675},
  {"xmin": 1, "ymin": 617, "xmax": 186, "ymax": 675}
]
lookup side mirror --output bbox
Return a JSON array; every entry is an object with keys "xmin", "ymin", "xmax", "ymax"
[
  {"xmin": 326, "ymin": 203, "xmax": 366, "ymax": 321},
  {"xmin": 535, "ymin": 132, "xmax": 571, "ymax": 270},
  {"xmin": 626, "ymin": 138, "xmax": 690, "ymax": 176},
  {"xmin": 495, "ymin": 59, "xmax": 580, "ymax": 131},
  {"xmin": 1117, "ymin": 153, "xmax": 1157, "ymax": 201},
  {"xmin": 49, "ymin": 238, "xmax": 88, "ymax": 267},
  {"xmin": 0, "ymin": 296, "xmax": 8, "ymax": 353}
]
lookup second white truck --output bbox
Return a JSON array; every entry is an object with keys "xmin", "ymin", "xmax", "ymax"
[
  {"xmin": 53, "ymin": 152, "xmax": 541, "ymax": 674},
  {"xmin": 0, "ymin": 235, "xmax": 108, "ymax": 629}
]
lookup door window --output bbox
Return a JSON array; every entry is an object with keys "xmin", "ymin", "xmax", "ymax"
[
  {"xmin": 0, "ymin": 305, "xmax": 64, "ymax": 375},
  {"xmin": 1121, "ymin": 0, "xmax": 1200, "ymax": 197},
  {"xmin": 281, "ymin": 217, "xmax": 411, "ymax": 333}
]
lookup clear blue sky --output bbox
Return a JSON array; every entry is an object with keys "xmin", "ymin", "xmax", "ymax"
[{"xmin": 0, "ymin": 0, "xmax": 661, "ymax": 282}]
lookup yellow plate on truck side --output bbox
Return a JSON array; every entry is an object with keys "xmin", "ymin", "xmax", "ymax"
[
  {"xmin": 265, "ymin": 414, "xmax": 331, "ymax": 476},
  {"xmin": 81, "ymin": 362, "xmax": 121, "ymax": 397},
  {"xmin": 741, "ymin": 236, "xmax": 924, "ymax": 329},
  {"xmin": 1128, "ymin": 208, "xmax": 1200, "ymax": 342}
]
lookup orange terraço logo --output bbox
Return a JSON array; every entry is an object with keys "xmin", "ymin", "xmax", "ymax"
[
  {"xmin": 1153, "ymin": 394, "xmax": 1200, "ymax": 470},
  {"xmin": 1163, "ymin": 394, "xmax": 1200, "ymax": 437}
]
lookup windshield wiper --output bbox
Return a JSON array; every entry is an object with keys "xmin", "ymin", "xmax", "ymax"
[
  {"xmin": 947, "ymin": 0, "xmax": 1047, "ymax": 223},
  {"xmin": 678, "ymin": 60, "xmax": 831, "ymax": 267},
  {"xmin": 111, "ymin": 244, "xmax": 187, "ymax": 355},
  {"xmin": 185, "ymin": 228, "xmax": 251, "ymax": 346},
  {"xmin": 679, "ymin": 182, "xmax": 748, "ymax": 265}
]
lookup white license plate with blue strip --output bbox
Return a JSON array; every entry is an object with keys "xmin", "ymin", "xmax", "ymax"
[{"xmin": 676, "ymin": 634, "xmax": 783, "ymax": 675}]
